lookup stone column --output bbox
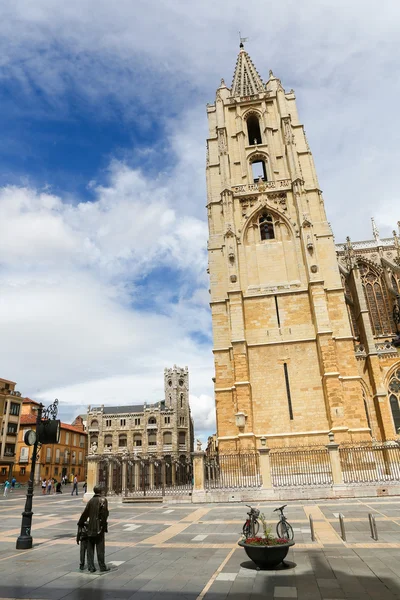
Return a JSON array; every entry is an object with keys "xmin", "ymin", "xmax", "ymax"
[
  {"xmin": 192, "ymin": 451, "xmax": 205, "ymax": 491},
  {"xmin": 326, "ymin": 441, "xmax": 344, "ymax": 485},
  {"xmin": 122, "ymin": 459, "xmax": 127, "ymax": 496},
  {"xmin": 108, "ymin": 461, "xmax": 114, "ymax": 495},
  {"xmin": 259, "ymin": 448, "xmax": 273, "ymax": 489},
  {"xmin": 84, "ymin": 457, "xmax": 98, "ymax": 502},
  {"xmin": 149, "ymin": 462, "xmax": 154, "ymax": 491}
]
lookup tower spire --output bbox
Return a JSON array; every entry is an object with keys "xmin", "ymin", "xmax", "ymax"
[{"xmin": 231, "ymin": 46, "xmax": 264, "ymax": 97}]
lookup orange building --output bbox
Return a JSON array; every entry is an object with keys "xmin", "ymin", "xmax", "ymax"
[{"xmin": 15, "ymin": 399, "xmax": 88, "ymax": 485}]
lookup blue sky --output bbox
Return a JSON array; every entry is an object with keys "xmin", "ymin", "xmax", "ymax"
[{"xmin": 0, "ymin": 0, "xmax": 399, "ymax": 442}]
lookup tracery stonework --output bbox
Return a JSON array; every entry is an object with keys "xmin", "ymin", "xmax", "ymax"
[{"xmin": 206, "ymin": 45, "xmax": 400, "ymax": 451}]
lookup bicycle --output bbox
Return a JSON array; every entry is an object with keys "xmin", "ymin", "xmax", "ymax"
[
  {"xmin": 242, "ymin": 504, "xmax": 260, "ymax": 537},
  {"xmin": 274, "ymin": 504, "xmax": 294, "ymax": 540}
]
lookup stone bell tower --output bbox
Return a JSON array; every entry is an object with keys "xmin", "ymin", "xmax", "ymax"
[{"xmin": 206, "ymin": 43, "xmax": 370, "ymax": 452}]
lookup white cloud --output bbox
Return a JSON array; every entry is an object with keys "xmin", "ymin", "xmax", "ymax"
[{"xmin": 1, "ymin": 0, "xmax": 400, "ymax": 441}]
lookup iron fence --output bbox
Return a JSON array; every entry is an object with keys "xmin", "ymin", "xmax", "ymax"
[
  {"xmin": 340, "ymin": 444, "xmax": 400, "ymax": 483},
  {"xmin": 270, "ymin": 448, "xmax": 333, "ymax": 487},
  {"xmin": 205, "ymin": 453, "xmax": 261, "ymax": 489}
]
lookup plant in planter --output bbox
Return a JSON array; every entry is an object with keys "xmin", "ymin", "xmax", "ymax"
[{"xmin": 238, "ymin": 513, "xmax": 295, "ymax": 569}]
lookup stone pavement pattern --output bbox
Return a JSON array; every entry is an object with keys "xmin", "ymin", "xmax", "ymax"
[{"xmin": 2, "ymin": 490, "xmax": 400, "ymax": 598}]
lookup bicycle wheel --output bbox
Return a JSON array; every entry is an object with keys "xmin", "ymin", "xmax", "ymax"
[
  {"xmin": 242, "ymin": 520, "xmax": 251, "ymax": 537},
  {"xmin": 252, "ymin": 519, "xmax": 260, "ymax": 536},
  {"xmin": 276, "ymin": 520, "xmax": 294, "ymax": 540}
]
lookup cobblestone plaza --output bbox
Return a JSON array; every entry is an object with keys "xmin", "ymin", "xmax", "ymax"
[{"xmin": 3, "ymin": 491, "xmax": 400, "ymax": 598}]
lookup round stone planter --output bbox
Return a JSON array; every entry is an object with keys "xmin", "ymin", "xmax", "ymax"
[{"xmin": 238, "ymin": 539, "xmax": 295, "ymax": 569}]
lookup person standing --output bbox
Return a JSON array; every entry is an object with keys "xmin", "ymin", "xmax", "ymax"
[
  {"xmin": 3, "ymin": 480, "xmax": 11, "ymax": 497},
  {"xmin": 83, "ymin": 481, "xmax": 87, "ymax": 494},
  {"xmin": 77, "ymin": 485, "xmax": 109, "ymax": 572},
  {"xmin": 11, "ymin": 477, "xmax": 16, "ymax": 492},
  {"xmin": 41, "ymin": 478, "xmax": 47, "ymax": 495},
  {"xmin": 47, "ymin": 479, "xmax": 52, "ymax": 495},
  {"xmin": 71, "ymin": 475, "xmax": 78, "ymax": 496}
]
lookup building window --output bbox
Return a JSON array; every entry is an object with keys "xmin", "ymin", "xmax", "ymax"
[
  {"xmin": 55, "ymin": 448, "xmax": 60, "ymax": 463},
  {"xmin": 104, "ymin": 434, "xmax": 113, "ymax": 449},
  {"xmin": 72, "ymin": 434, "xmax": 77, "ymax": 446},
  {"xmin": 119, "ymin": 434, "xmax": 127, "ymax": 447},
  {"xmin": 7, "ymin": 422, "xmax": 17, "ymax": 434},
  {"xmin": 178, "ymin": 432, "xmax": 186, "ymax": 446},
  {"xmin": 179, "ymin": 417, "xmax": 185, "ymax": 426},
  {"xmin": 46, "ymin": 448, "xmax": 51, "ymax": 463},
  {"xmin": 120, "ymin": 419, "xmax": 126, "ymax": 427},
  {"xmin": 148, "ymin": 417, "xmax": 157, "ymax": 425},
  {"xmin": 259, "ymin": 213, "xmax": 275, "ymax": 240},
  {"xmin": 10, "ymin": 402, "xmax": 20, "ymax": 416},
  {"xmin": 1, "ymin": 468, "xmax": 6, "ymax": 475},
  {"xmin": 105, "ymin": 419, "xmax": 112, "ymax": 427},
  {"xmin": 163, "ymin": 432, "xmax": 172, "ymax": 445},
  {"xmin": 78, "ymin": 451, "xmax": 83, "ymax": 465},
  {"xmin": 283, "ymin": 363, "xmax": 294, "ymax": 420},
  {"xmin": 80, "ymin": 436, "xmax": 85, "ymax": 448},
  {"xmin": 133, "ymin": 434, "xmax": 142, "ymax": 447},
  {"xmin": 90, "ymin": 419, "xmax": 98, "ymax": 428},
  {"xmin": 247, "ymin": 114, "xmax": 262, "ymax": 145},
  {"xmin": 164, "ymin": 416, "xmax": 170, "ymax": 424},
  {"xmin": 251, "ymin": 159, "xmax": 267, "ymax": 182},
  {"xmin": 134, "ymin": 418, "xmax": 140, "ymax": 426},
  {"xmin": 180, "ymin": 394, "xmax": 184, "ymax": 408},
  {"xmin": 5, "ymin": 444, "xmax": 15, "ymax": 456},
  {"xmin": 20, "ymin": 467, "xmax": 26, "ymax": 475},
  {"xmin": 389, "ymin": 368, "xmax": 400, "ymax": 434},
  {"xmin": 148, "ymin": 432, "xmax": 157, "ymax": 446},
  {"xmin": 65, "ymin": 432, "xmax": 70, "ymax": 444},
  {"xmin": 54, "ymin": 467, "xmax": 58, "ymax": 475},
  {"xmin": 3, "ymin": 402, "xmax": 7, "ymax": 414},
  {"xmin": 19, "ymin": 447, "xmax": 29, "ymax": 463},
  {"xmin": 168, "ymin": 380, "xmax": 172, "ymax": 387},
  {"xmin": 359, "ymin": 263, "xmax": 394, "ymax": 336},
  {"xmin": 179, "ymin": 379, "xmax": 184, "ymax": 387}
]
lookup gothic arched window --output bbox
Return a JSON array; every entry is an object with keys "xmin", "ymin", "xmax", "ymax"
[
  {"xmin": 251, "ymin": 159, "xmax": 267, "ymax": 182},
  {"xmin": 247, "ymin": 114, "xmax": 262, "ymax": 146},
  {"xmin": 388, "ymin": 368, "xmax": 400, "ymax": 433},
  {"xmin": 259, "ymin": 213, "xmax": 275, "ymax": 241},
  {"xmin": 359, "ymin": 263, "xmax": 393, "ymax": 336}
]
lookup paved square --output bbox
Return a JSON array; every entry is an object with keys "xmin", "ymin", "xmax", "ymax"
[{"xmin": 2, "ymin": 491, "xmax": 400, "ymax": 598}]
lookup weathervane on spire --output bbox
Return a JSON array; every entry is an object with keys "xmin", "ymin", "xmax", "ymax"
[{"xmin": 239, "ymin": 32, "xmax": 249, "ymax": 48}]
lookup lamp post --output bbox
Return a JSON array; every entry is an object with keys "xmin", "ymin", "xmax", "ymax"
[{"xmin": 16, "ymin": 399, "xmax": 60, "ymax": 550}]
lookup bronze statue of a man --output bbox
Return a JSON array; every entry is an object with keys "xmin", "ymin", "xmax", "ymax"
[{"xmin": 78, "ymin": 485, "xmax": 109, "ymax": 572}]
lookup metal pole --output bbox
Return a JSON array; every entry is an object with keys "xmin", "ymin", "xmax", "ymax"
[
  {"xmin": 339, "ymin": 513, "xmax": 346, "ymax": 541},
  {"xmin": 309, "ymin": 514, "xmax": 316, "ymax": 542},
  {"xmin": 16, "ymin": 404, "xmax": 43, "ymax": 549},
  {"xmin": 369, "ymin": 513, "xmax": 378, "ymax": 540}
]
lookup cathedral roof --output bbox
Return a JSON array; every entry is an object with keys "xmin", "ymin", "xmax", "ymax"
[{"xmin": 231, "ymin": 45, "xmax": 265, "ymax": 97}]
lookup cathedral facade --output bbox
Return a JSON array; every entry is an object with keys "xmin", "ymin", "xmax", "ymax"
[{"xmin": 206, "ymin": 45, "xmax": 400, "ymax": 452}]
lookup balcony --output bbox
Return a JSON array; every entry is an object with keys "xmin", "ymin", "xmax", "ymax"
[
  {"xmin": 45, "ymin": 457, "xmax": 51, "ymax": 464},
  {"xmin": 148, "ymin": 446, "xmax": 157, "ymax": 452},
  {"xmin": 147, "ymin": 424, "xmax": 157, "ymax": 430},
  {"xmin": 19, "ymin": 455, "xmax": 29, "ymax": 463},
  {"xmin": 78, "ymin": 459, "xmax": 83, "ymax": 465},
  {"xmin": 163, "ymin": 444, "xmax": 172, "ymax": 453},
  {"xmin": 80, "ymin": 442, "xmax": 85, "ymax": 448},
  {"xmin": 88, "ymin": 427, "xmax": 99, "ymax": 433},
  {"xmin": 179, "ymin": 444, "xmax": 187, "ymax": 451}
]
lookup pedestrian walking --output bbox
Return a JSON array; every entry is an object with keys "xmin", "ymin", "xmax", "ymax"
[
  {"xmin": 71, "ymin": 475, "xmax": 79, "ymax": 496},
  {"xmin": 11, "ymin": 477, "xmax": 16, "ymax": 492},
  {"xmin": 47, "ymin": 479, "xmax": 52, "ymax": 495},
  {"xmin": 41, "ymin": 478, "xmax": 47, "ymax": 495},
  {"xmin": 83, "ymin": 481, "xmax": 87, "ymax": 494},
  {"xmin": 76, "ymin": 521, "xmax": 89, "ymax": 570},
  {"xmin": 3, "ymin": 480, "xmax": 11, "ymax": 497},
  {"xmin": 77, "ymin": 485, "xmax": 109, "ymax": 572}
]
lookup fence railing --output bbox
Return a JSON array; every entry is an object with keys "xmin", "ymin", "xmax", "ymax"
[
  {"xmin": 205, "ymin": 453, "xmax": 261, "ymax": 489},
  {"xmin": 270, "ymin": 448, "xmax": 333, "ymax": 487},
  {"xmin": 340, "ymin": 444, "xmax": 400, "ymax": 483}
]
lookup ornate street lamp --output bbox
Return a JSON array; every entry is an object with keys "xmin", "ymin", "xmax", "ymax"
[{"xmin": 16, "ymin": 399, "xmax": 60, "ymax": 550}]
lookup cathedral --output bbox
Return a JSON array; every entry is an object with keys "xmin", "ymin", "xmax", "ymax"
[{"xmin": 206, "ymin": 44, "xmax": 400, "ymax": 452}]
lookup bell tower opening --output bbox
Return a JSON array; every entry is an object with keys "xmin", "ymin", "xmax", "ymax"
[
  {"xmin": 247, "ymin": 114, "xmax": 262, "ymax": 145},
  {"xmin": 251, "ymin": 159, "xmax": 267, "ymax": 182}
]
